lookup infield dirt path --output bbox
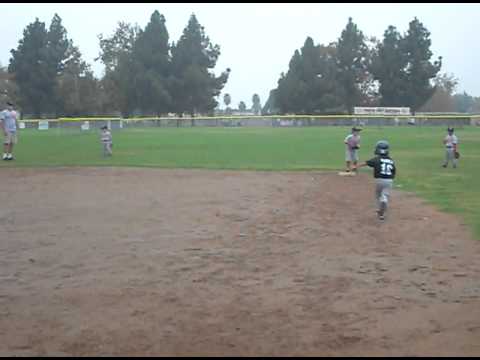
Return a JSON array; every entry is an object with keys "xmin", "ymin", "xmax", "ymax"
[{"xmin": 1, "ymin": 167, "xmax": 479, "ymax": 356}]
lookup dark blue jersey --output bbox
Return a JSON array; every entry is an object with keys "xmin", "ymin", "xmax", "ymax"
[{"xmin": 366, "ymin": 155, "xmax": 396, "ymax": 179}]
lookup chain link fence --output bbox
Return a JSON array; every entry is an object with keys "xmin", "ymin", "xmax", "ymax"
[{"xmin": 19, "ymin": 114, "xmax": 475, "ymax": 132}]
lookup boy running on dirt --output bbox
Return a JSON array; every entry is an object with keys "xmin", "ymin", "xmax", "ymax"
[{"xmin": 355, "ymin": 140, "xmax": 396, "ymax": 221}]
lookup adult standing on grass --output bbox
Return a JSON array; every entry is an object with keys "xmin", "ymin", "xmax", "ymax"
[
  {"xmin": 0, "ymin": 101, "xmax": 19, "ymax": 161},
  {"xmin": 344, "ymin": 127, "xmax": 362, "ymax": 172},
  {"xmin": 442, "ymin": 127, "xmax": 459, "ymax": 168}
]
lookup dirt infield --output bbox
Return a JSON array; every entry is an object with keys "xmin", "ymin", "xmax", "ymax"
[{"xmin": 1, "ymin": 167, "xmax": 479, "ymax": 356}]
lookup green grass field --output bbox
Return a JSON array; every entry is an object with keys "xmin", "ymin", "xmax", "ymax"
[{"xmin": 3, "ymin": 125, "xmax": 480, "ymax": 238}]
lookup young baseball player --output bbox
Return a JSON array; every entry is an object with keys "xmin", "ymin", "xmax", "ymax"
[
  {"xmin": 355, "ymin": 140, "xmax": 396, "ymax": 221},
  {"xmin": 344, "ymin": 127, "xmax": 362, "ymax": 172},
  {"xmin": 442, "ymin": 127, "xmax": 459, "ymax": 168},
  {"xmin": 100, "ymin": 125, "xmax": 112, "ymax": 157},
  {"xmin": 0, "ymin": 102, "xmax": 19, "ymax": 161}
]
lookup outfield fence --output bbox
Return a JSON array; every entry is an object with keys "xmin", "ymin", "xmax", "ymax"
[{"xmin": 20, "ymin": 114, "xmax": 480, "ymax": 130}]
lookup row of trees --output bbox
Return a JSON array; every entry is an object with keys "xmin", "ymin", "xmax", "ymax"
[
  {"xmin": 7, "ymin": 14, "xmax": 101, "ymax": 117},
  {"xmin": 222, "ymin": 93, "xmax": 262, "ymax": 114},
  {"xmin": 2, "ymin": 12, "xmax": 478, "ymax": 117},
  {"xmin": 263, "ymin": 17, "xmax": 445, "ymax": 115},
  {"xmin": 5, "ymin": 11, "xmax": 230, "ymax": 118},
  {"xmin": 419, "ymin": 73, "xmax": 480, "ymax": 113}
]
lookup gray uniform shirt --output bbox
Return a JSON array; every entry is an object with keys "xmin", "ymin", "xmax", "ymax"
[
  {"xmin": 444, "ymin": 134, "xmax": 458, "ymax": 148},
  {"xmin": 0, "ymin": 110, "xmax": 18, "ymax": 132},
  {"xmin": 101, "ymin": 130, "xmax": 112, "ymax": 143}
]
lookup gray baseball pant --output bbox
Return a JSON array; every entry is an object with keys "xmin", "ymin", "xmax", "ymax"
[
  {"xmin": 443, "ymin": 148, "xmax": 457, "ymax": 168},
  {"xmin": 375, "ymin": 178, "xmax": 393, "ymax": 214}
]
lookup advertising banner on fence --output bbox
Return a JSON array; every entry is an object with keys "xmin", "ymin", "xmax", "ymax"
[
  {"xmin": 81, "ymin": 121, "xmax": 90, "ymax": 131},
  {"xmin": 354, "ymin": 107, "xmax": 411, "ymax": 115},
  {"xmin": 38, "ymin": 120, "xmax": 49, "ymax": 130}
]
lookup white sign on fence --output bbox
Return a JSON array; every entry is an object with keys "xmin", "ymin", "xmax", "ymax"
[
  {"xmin": 80, "ymin": 121, "xmax": 90, "ymax": 131},
  {"xmin": 354, "ymin": 107, "xmax": 411, "ymax": 116},
  {"xmin": 38, "ymin": 120, "xmax": 49, "ymax": 130},
  {"xmin": 19, "ymin": 122, "xmax": 26, "ymax": 129}
]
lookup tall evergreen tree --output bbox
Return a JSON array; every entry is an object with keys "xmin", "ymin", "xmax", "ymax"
[
  {"xmin": 223, "ymin": 93, "xmax": 231, "ymax": 107},
  {"xmin": 56, "ymin": 46, "xmax": 100, "ymax": 116},
  {"xmin": 275, "ymin": 49, "xmax": 308, "ymax": 114},
  {"xmin": 97, "ymin": 22, "xmax": 139, "ymax": 116},
  {"xmin": 97, "ymin": 22, "xmax": 138, "ymax": 73},
  {"xmin": 8, "ymin": 18, "xmax": 51, "ymax": 117},
  {"xmin": 9, "ymin": 14, "xmax": 91, "ymax": 117},
  {"xmin": 170, "ymin": 14, "xmax": 230, "ymax": 119},
  {"xmin": 262, "ymin": 89, "xmax": 279, "ymax": 115},
  {"xmin": 453, "ymin": 91, "xmax": 475, "ymax": 113},
  {"xmin": 238, "ymin": 101, "xmax": 246, "ymax": 112},
  {"xmin": 336, "ymin": 17, "xmax": 369, "ymax": 114},
  {"xmin": 419, "ymin": 72, "xmax": 457, "ymax": 113},
  {"xmin": 0, "ymin": 64, "xmax": 18, "ymax": 107},
  {"xmin": 314, "ymin": 44, "xmax": 346, "ymax": 113},
  {"xmin": 356, "ymin": 37, "xmax": 380, "ymax": 107},
  {"xmin": 47, "ymin": 14, "xmax": 70, "ymax": 76},
  {"xmin": 132, "ymin": 11, "xmax": 171, "ymax": 116},
  {"xmin": 275, "ymin": 38, "xmax": 345, "ymax": 114},
  {"xmin": 47, "ymin": 14, "xmax": 75, "ymax": 114},
  {"xmin": 370, "ymin": 26, "xmax": 408, "ymax": 106},
  {"xmin": 115, "ymin": 50, "xmax": 137, "ymax": 117},
  {"xmin": 299, "ymin": 37, "xmax": 321, "ymax": 113},
  {"xmin": 402, "ymin": 17, "xmax": 442, "ymax": 113},
  {"xmin": 251, "ymin": 93, "xmax": 261, "ymax": 115}
]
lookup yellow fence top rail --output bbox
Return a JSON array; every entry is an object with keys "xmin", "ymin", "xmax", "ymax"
[{"xmin": 19, "ymin": 114, "xmax": 474, "ymax": 123}]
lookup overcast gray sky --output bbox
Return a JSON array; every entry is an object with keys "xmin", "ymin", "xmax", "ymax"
[{"xmin": 1, "ymin": 3, "xmax": 479, "ymax": 108}]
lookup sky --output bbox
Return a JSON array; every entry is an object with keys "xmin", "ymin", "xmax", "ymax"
[{"xmin": 1, "ymin": 3, "xmax": 479, "ymax": 108}]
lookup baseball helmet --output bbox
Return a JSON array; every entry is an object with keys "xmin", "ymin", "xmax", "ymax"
[
  {"xmin": 447, "ymin": 127, "xmax": 454, "ymax": 133},
  {"xmin": 374, "ymin": 140, "xmax": 390, "ymax": 156}
]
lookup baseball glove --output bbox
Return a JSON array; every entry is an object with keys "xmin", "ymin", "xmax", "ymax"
[{"xmin": 454, "ymin": 151, "xmax": 460, "ymax": 159}]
